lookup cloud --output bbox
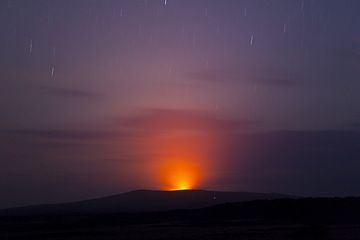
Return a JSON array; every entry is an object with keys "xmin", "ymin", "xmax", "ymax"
[
  {"xmin": 2, "ymin": 124, "xmax": 360, "ymax": 203},
  {"xmin": 3, "ymin": 129, "xmax": 116, "ymax": 140},
  {"xmin": 254, "ymin": 77, "xmax": 302, "ymax": 87},
  {"xmin": 336, "ymin": 49, "xmax": 360, "ymax": 63},
  {"xmin": 209, "ymin": 130, "xmax": 360, "ymax": 196},
  {"xmin": 328, "ymin": 38, "xmax": 360, "ymax": 64},
  {"xmin": 187, "ymin": 69, "xmax": 302, "ymax": 87},
  {"xmin": 344, "ymin": 122, "xmax": 360, "ymax": 130},
  {"xmin": 2, "ymin": 108, "xmax": 258, "ymax": 141},
  {"xmin": 118, "ymin": 108, "xmax": 259, "ymax": 133},
  {"xmin": 187, "ymin": 70, "xmax": 238, "ymax": 83},
  {"xmin": 44, "ymin": 86, "xmax": 103, "ymax": 100}
]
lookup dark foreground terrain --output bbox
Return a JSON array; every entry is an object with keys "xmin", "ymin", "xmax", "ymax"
[
  {"xmin": 0, "ymin": 190, "xmax": 293, "ymax": 214},
  {"xmin": 1, "ymin": 197, "xmax": 360, "ymax": 239}
]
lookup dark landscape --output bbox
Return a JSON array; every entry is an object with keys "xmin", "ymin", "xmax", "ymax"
[
  {"xmin": 0, "ymin": 190, "xmax": 293, "ymax": 214},
  {"xmin": 1, "ymin": 190, "xmax": 360, "ymax": 239}
]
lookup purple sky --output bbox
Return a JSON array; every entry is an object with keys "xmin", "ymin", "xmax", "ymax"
[{"xmin": 1, "ymin": 0, "xmax": 360, "ymax": 208}]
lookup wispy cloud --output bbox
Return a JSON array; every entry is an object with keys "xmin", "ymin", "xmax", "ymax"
[
  {"xmin": 344, "ymin": 122, "xmax": 360, "ymax": 130},
  {"xmin": 3, "ymin": 129, "xmax": 116, "ymax": 140},
  {"xmin": 254, "ymin": 77, "xmax": 302, "ymax": 87},
  {"xmin": 187, "ymin": 69, "xmax": 302, "ymax": 87},
  {"xmin": 118, "ymin": 108, "xmax": 260, "ymax": 133},
  {"xmin": 3, "ymin": 108, "xmax": 259, "ymax": 141},
  {"xmin": 44, "ymin": 86, "xmax": 103, "ymax": 100}
]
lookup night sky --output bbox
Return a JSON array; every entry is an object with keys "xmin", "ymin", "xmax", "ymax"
[{"xmin": 1, "ymin": 0, "xmax": 360, "ymax": 208}]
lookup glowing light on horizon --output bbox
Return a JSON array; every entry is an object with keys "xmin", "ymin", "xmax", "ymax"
[{"xmin": 160, "ymin": 159, "xmax": 202, "ymax": 191}]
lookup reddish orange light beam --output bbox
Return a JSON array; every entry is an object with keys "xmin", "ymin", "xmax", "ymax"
[{"xmin": 160, "ymin": 159, "xmax": 202, "ymax": 191}]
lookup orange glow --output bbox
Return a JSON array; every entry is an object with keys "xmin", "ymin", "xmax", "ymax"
[
  {"xmin": 161, "ymin": 159, "xmax": 202, "ymax": 190},
  {"xmin": 123, "ymin": 109, "xmax": 229, "ymax": 190}
]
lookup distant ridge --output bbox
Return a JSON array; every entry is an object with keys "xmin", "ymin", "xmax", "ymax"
[
  {"xmin": 2, "ymin": 197, "xmax": 360, "ymax": 239},
  {"xmin": 0, "ymin": 190, "xmax": 294, "ymax": 215}
]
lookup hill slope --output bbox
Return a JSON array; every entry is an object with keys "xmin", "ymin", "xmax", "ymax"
[
  {"xmin": 1, "ymin": 197, "xmax": 360, "ymax": 240},
  {"xmin": 0, "ymin": 189, "xmax": 293, "ymax": 215}
]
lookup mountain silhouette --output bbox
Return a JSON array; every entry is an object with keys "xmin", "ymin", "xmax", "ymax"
[
  {"xmin": 3, "ymin": 197, "xmax": 360, "ymax": 240},
  {"xmin": 0, "ymin": 189, "xmax": 294, "ymax": 215}
]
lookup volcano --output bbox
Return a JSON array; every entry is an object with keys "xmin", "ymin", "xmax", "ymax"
[{"xmin": 0, "ymin": 190, "xmax": 294, "ymax": 215}]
